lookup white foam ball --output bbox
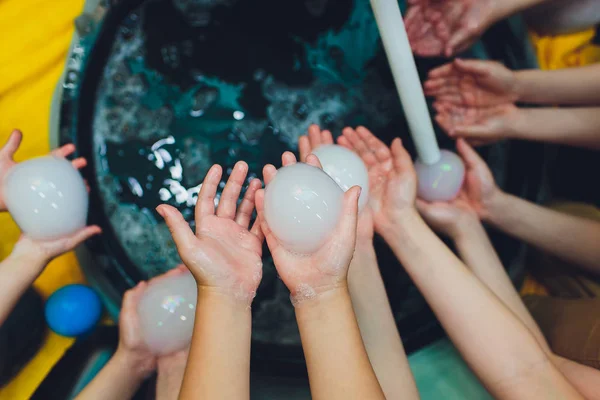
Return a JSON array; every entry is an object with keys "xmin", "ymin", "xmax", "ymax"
[
  {"xmin": 415, "ymin": 150, "xmax": 465, "ymax": 202},
  {"xmin": 3, "ymin": 156, "xmax": 88, "ymax": 240},
  {"xmin": 264, "ymin": 163, "xmax": 344, "ymax": 254},
  {"xmin": 138, "ymin": 272, "xmax": 197, "ymax": 355},
  {"xmin": 312, "ymin": 144, "xmax": 369, "ymax": 211}
]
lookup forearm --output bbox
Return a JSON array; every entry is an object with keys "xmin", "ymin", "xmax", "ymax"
[
  {"xmin": 516, "ymin": 65, "xmax": 600, "ymax": 105},
  {"xmin": 75, "ymin": 351, "xmax": 146, "ymax": 400},
  {"xmin": 156, "ymin": 354, "xmax": 187, "ymax": 400},
  {"xmin": 0, "ymin": 253, "xmax": 45, "ymax": 325},
  {"xmin": 510, "ymin": 107, "xmax": 600, "ymax": 149},
  {"xmin": 379, "ymin": 210, "xmax": 580, "ymax": 399},
  {"xmin": 179, "ymin": 289, "xmax": 251, "ymax": 400},
  {"xmin": 347, "ymin": 243, "xmax": 418, "ymax": 400},
  {"xmin": 295, "ymin": 287, "xmax": 384, "ymax": 400},
  {"xmin": 486, "ymin": 192, "xmax": 600, "ymax": 274},
  {"xmin": 454, "ymin": 221, "xmax": 549, "ymax": 352}
]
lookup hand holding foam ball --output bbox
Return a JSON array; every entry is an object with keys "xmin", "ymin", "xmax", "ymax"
[
  {"xmin": 157, "ymin": 162, "xmax": 264, "ymax": 303},
  {"xmin": 137, "ymin": 269, "xmax": 197, "ymax": 356},
  {"xmin": 299, "ymin": 125, "xmax": 369, "ymax": 210},
  {"xmin": 256, "ymin": 153, "xmax": 361, "ymax": 304}
]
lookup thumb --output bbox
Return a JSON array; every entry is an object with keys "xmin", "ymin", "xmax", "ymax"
[
  {"xmin": 1, "ymin": 129, "xmax": 23, "ymax": 159},
  {"xmin": 334, "ymin": 186, "xmax": 361, "ymax": 246},
  {"xmin": 156, "ymin": 205, "xmax": 197, "ymax": 253},
  {"xmin": 454, "ymin": 58, "xmax": 490, "ymax": 77}
]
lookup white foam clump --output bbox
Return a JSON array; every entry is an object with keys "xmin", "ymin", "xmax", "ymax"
[
  {"xmin": 312, "ymin": 144, "xmax": 369, "ymax": 211},
  {"xmin": 138, "ymin": 271, "xmax": 197, "ymax": 355},
  {"xmin": 3, "ymin": 156, "xmax": 89, "ymax": 240},
  {"xmin": 264, "ymin": 163, "xmax": 344, "ymax": 254}
]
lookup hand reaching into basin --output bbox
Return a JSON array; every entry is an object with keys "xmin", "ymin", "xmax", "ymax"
[
  {"xmin": 0, "ymin": 129, "xmax": 88, "ymax": 212},
  {"xmin": 157, "ymin": 161, "xmax": 262, "ymax": 400}
]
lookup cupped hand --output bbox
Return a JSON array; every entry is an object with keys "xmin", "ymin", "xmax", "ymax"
[
  {"xmin": 416, "ymin": 192, "xmax": 479, "ymax": 239},
  {"xmin": 433, "ymin": 101, "xmax": 519, "ymax": 146},
  {"xmin": 299, "ymin": 125, "xmax": 374, "ymax": 243},
  {"xmin": 425, "ymin": 59, "xmax": 519, "ymax": 107},
  {"xmin": 255, "ymin": 152, "xmax": 361, "ymax": 305},
  {"xmin": 405, "ymin": 0, "xmax": 497, "ymax": 57},
  {"xmin": 0, "ymin": 129, "xmax": 88, "ymax": 212},
  {"xmin": 157, "ymin": 161, "xmax": 264, "ymax": 303},
  {"xmin": 337, "ymin": 127, "xmax": 416, "ymax": 234}
]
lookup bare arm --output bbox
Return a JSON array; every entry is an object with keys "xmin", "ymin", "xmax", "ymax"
[
  {"xmin": 295, "ymin": 287, "xmax": 385, "ymax": 400},
  {"xmin": 486, "ymin": 192, "xmax": 600, "ymax": 275},
  {"xmin": 516, "ymin": 64, "xmax": 600, "ymax": 105},
  {"xmin": 348, "ymin": 242, "xmax": 419, "ymax": 400},
  {"xmin": 179, "ymin": 291, "xmax": 251, "ymax": 400},
  {"xmin": 509, "ymin": 107, "xmax": 600, "ymax": 149},
  {"xmin": 0, "ymin": 253, "xmax": 45, "ymax": 326},
  {"xmin": 155, "ymin": 350, "xmax": 188, "ymax": 400},
  {"xmin": 380, "ymin": 210, "xmax": 581, "ymax": 400}
]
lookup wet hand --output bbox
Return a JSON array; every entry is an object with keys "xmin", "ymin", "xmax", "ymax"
[
  {"xmin": 405, "ymin": 0, "xmax": 497, "ymax": 57},
  {"xmin": 255, "ymin": 152, "xmax": 361, "ymax": 305},
  {"xmin": 337, "ymin": 127, "xmax": 416, "ymax": 234},
  {"xmin": 0, "ymin": 129, "xmax": 88, "ymax": 212},
  {"xmin": 158, "ymin": 162, "xmax": 264, "ymax": 304}
]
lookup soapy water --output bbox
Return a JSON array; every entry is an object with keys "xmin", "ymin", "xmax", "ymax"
[{"xmin": 92, "ymin": 0, "xmax": 406, "ymax": 345}]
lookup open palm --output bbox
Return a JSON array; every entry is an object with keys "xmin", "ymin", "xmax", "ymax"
[
  {"xmin": 405, "ymin": 0, "xmax": 496, "ymax": 57},
  {"xmin": 338, "ymin": 127, "xmax": 416, "ymax": 233},
  {"xmin": 255, "ymin": 152, "xmax": 360, "ymax": 304},
  {"xmin": 158, "ymin": 162, "xmax": 264, "ymax": 302}
]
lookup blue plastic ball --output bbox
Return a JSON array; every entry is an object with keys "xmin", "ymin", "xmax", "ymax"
[{"xmin": 44, "ymin": 284, "xmax": 102, "ymax": 337}]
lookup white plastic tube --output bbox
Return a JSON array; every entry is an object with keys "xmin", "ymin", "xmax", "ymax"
[{"xmin": 370, "ymin": 0, "xmax": 441, "ymax": 165}]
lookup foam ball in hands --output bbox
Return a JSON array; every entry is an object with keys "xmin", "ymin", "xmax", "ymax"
[
  {"xmin": 415, "ymin": 150, "xmax": 465, "ymax": 202},
  {"xmin": 3, "ymin": 156, "xmax": 89, "ymax": 240},
  {"xmin": 311, "ymin": 144, "xmax": 369, "ymax": 211},
  {"xmin": 264, "ymin": 163, "xmax": 344, "ymax": 254},
  {"xmin": 45, "ymin": 285, "xmax": 102, "ymax": 337},
  {"xmin": 138, "ymin": 271, "xmax": 197, "ymax": 355}
]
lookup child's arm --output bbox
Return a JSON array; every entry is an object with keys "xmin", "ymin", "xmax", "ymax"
[
  {"xmin": 516, "ymin": 64, "xmax": 600, "ymax": 105},
  {"xmin": 255, "ymin": 153, "xmax": 385, "ymax": 400},
  {"xmin": 485, "ymin": 192, "xmax": 600, "ymax": 275},
  {"xmin": 301, "ymin": 126, "xmax": 418, "ymax": 399},
  {"xmin": 158, "ymin": 162, "xmax": 264, "ymax": 400},
  {"xmin": 75, "ymin": 283, "xmax": 157, "ymax": 400},
  {"xmin": 0, "ymin": 228, "xmax": 100, "ymax": 326},
  {"xmin": 155, "ymin": 350, "xmax": 188, "ymax": 400},
  {"xmin": 341, "ymin": 128, "xmax": 581, "ymax": 400}
]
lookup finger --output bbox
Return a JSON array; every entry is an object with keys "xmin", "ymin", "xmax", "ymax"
[
  {"xmin": 332, "ymin": 186, "xmax": 361, "ymax": 248},
  {"xmin": 298, "ymin": 136, "xmax": 311, "ymax": 162},
  {"xmin": 355, "ymin": 126, "xmax": 389, "ymax": 164},
  {"xmin": 71, "ymin": 157, "xmax": 87, "ymax": 170},
  {"xmin": 255, "ymin": 189, "xmax": 279, "ymax": 253},
  {"xmin": 456, "ymin": 138, "xmax": 485, "ymax": 169},
  {"xmin": 452, "ymin": 124, "xmax": 494, "ymax": 139},
  {"xmin": 65, "ymin": 225, "xmax": 102, "ymax": 249},
  {"xmin": 52, "ymin": 143, "xmax": 76, "ymax": 158},
  {"xmin": 445, "ymin": 28, "xmax": 474, "ymax": 58},
  {"xmin": 250, "ymin": 216, "xmax": 264, "ymax": 243},
  {"xmin": 307, "ymin": 124, "xmax": 322, "ymax": 149},
  {"xmin": 121, "ymin": 281, "xmax": 147, "ymax": 314},
  {"xmin": 390, "ymin": 138, "xmax": 415, "ymax": 173},
  {"xmin": 262, "ymin": 164, "xmax": 277, "ymax": 185},
  {"xmin": 235, "ymin": 178, "xmax": 261, "ymax": 228},
  {"xmin": 157, "ymin": 205, "xmax": 197, "ymax": 251},
  {"xmin": 342, "ymin": 127, "xmax": 371, "ymax": 159},
  {"xmin": 282, "ymin": 151, "xmax": 297, "ymax": 167},
  {"xmin": 454, "ymin": 58, "xmax": 491, "ymax": 77},
  {"xmin": 306, "ymin": 154, "xmax": 323, "ymax": 169},
  {"xmin": 427, "ymin": 62, "xmax": 455, "ymax": 79},
  {"xmin": 321, "ymin": 129, "xmax": 334, "ymax": 145},
  {"xmin": 196, "ymin": 164, "xmax": 222, "ymax": 219},
  {"xmin": 148, "ymin": 265, "xmax": 187, "ymax": 286},
  {"xmin": 415, "ymin": 199, "xmax": 433, "ymax": 218},
  {"xmin": 1, "ymin": 129, "xmax": 23, "ymax": 158},
  {"xmin": 336, "ymin": 135, "xmax": 352, "ymax": 150},
  {"xmin": 217, "ymin": 161, "xmax": 248, "ymax": 219}
]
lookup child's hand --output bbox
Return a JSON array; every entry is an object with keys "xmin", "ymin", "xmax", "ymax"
[
  {"xmin": 116, "ymin": 281, "xmax": 159, "ymax": 379},
  {"xmin": 0, "ymin": 130, "xmax": 88, "ymax": 212},
  {"xmin": 298, "ymin": 125, "xmax": 374, "ymax": 243},
  {"xmin": 11, "ymin": 226, "xmax": 102, "ymax": 265},
  {"xmin": 405, "ymin": 0, "xmax": 497, "ymax": 57},
  {"xmin": 338, "ymin": 127, "xmax": 416, "ymax": 234},
  {"xmin": 255, "ymin": 152, "xmax": 361, "ymax": 305},
  {"xmin": 157, "ymin": 161, "xmax": 264, "ymax": 304},
  {"xmin": 416, "ymin": 193, "xmax": 479, "ymax": 239}
]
